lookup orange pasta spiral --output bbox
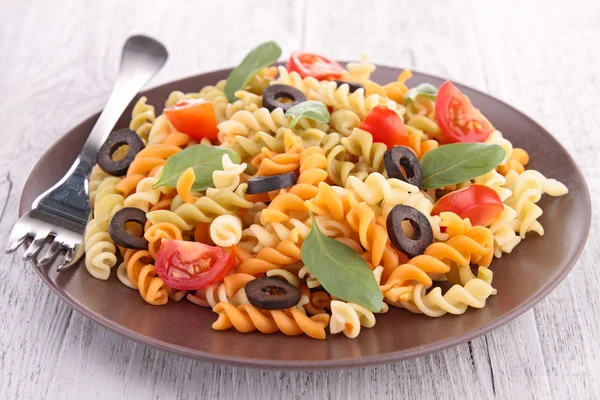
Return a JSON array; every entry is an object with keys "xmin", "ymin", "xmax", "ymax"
[
  {"xmin": 405, "ymin": 125, "xmax": 438, "ymax": 159},
  {"xmin": 382, "ymin": 69, "xmax": 412, "ymax": 103},
  {"xmin": 236, "ymin": 239, "xmax": 302, "ymax": 275},
  {"xmin": 125, "ymin": 249, "xmax": 169, "ymax": 305},
  {"xmin": 305, "ymin": 182, "xmax": 388, "ymax": 267},
  {"xmin": 212, "ymin": 302, "xmax": 330, "ymax": 339},
  {"xmin": 259, "ymin": 146, "xmax": 328, "ymax": 223},
  {"xmin": 252, "ymin": 130, "xmax": 304, "ymax": 176},
  {"xmin": 116, "ymin": 144, "xmax": 182, "ymax": 196},
  {"xmin": 144, "ymin": 222, "xmax": 183, "ymax": 258},
  {"xmin": 380, "ymin": 225, "xmax": 494, "ymax": 303}
]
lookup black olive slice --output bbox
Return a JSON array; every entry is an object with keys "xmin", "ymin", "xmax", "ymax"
[
  {"xmin": 386, "ymin": 205, "xmax": 433, "ymax": 258},
  {"xmin": 333, "ymin": 80, "xmax": 364, "ymax": 93},
  {"xmin": 108, "ymin": 207, "xmax": 149, "ymax": 249},
  {"xmin": 245, "ymin": 277, "xmax": 302, "ymax": 310},
  {"xmin": 262, "ymin": 84, "xmax": 307, "ymax": 112},
  {"xmin": 384, "ymin": 146, "xmax": 423, "ymax": 188},
  {"xmin": 97, "ymin": 128, "xmax": 144, "ymax": 176},
  {"xmin": 246, "ymin": 172, "xmax": 297, "ymax": 194}
]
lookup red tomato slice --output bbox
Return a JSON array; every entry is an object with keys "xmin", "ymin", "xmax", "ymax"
[
  {"xmin": 155, "ymin": 240, "xmax": 236, "ymax": 290},
  {"xmin": 359, "ymin": 106, "xmax": 409, "ymax": 149},
  {"xmin": 287, "ymin": 51, "xmax": 345, "ymax": 80},
  {"xmin": 435, "ymin": 81, "xmax": 494, "ymax": 143},
  {"xmin": 432, "ymin": 184, "xmax": 503, "ymax": 226},
  {"xmin": 164, "ymin": 99, "xmax": 218, "ymax": 140}
]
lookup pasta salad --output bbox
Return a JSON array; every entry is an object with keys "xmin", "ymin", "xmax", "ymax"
[{"xmin": 85, "ymin": 42, "xmax": 568, "ymax": 339}]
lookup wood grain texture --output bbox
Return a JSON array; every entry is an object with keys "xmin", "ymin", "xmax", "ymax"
[{"xmin": 0, "ymin": 0, "xmax": 598, "ymax": 399}]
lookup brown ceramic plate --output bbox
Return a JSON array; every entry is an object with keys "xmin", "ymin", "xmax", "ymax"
[{"xmin": 20, "ymin": 65, "xmax": 591, "ymax": 370}]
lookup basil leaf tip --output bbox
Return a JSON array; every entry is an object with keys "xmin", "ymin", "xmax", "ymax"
[
  {"xmin": 224, "ymin": 41, "xmax": 282, "ymax": 102},
  {"xmin": 152, "ymin": 145, "xmax": 241, "ymax": 191},
  {"xmin": 404, "ymin": 83, "xmax": 438, "ymax": 105},
  {"xmin": 420, "ymin": 143, "xmax": 506, "ymax": 189},
  {"xmin": 301, "ymin": 214, "xmax": 382, "ymax": 312},
  {"xmin": 285, "ymin": 100, "xmax": 330, "ymax": 128}
]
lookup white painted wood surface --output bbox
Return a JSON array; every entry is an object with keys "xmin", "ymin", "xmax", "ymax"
[{"xmin": 0, "ymin": 0, "xmax": 598, "ymax": 398}]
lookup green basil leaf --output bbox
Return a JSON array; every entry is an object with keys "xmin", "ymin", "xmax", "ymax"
[
  {"xmin": 224, "ymin": 41, "xmax": 282, "ymax": 102},
  {"xmin": 421, "ymin": 143, "xmax": 506, "ymax": 189},
  {"xmin": 152, "ymin": 145, "xmax": 241, "ymax": 191},
  {"xmin": 403, "ymin": 83, "xmax": 438, "ymax": 105},
  {"xmin": 284, "ymin": 100, "xmax": 330, "ymax": 128},
  {"xmin": 301, "ymin": 214, "xmax": 382, "ymax": 312}
]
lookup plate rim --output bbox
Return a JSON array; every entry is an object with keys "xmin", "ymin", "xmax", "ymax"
[{"xmin": 19, "ymin": 65, "xmax": 592, "ymax": 370}]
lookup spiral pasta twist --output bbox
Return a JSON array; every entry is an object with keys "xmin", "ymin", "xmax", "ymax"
[
  {"xmin": 218, "ymin": 106, "xmax": 329, "ymax": 144},
  {"xmin": 84, "ymin": 219, "xmax": 117, "ymax": 280},
  {"xmin": 245, "ymin": 66, "xmax": 277, "ymax": 95},
  {"xmin": 405, "ymin": 124, "xmax": 439, "ymax": 159},
  {"xmin": 305, "ymin": 186, "xmax": 388, "ymax": 267},
  {"xmin": 188, "ymin": 273, "xmax": 254, "ymax": 308},
  {"xmin": 272, "ymin": 66, "xmax": 322, "ymax": 95},
  {"xmin": 346, "ymin": 172, "xmax": 434, "ymax": 218},
  {"xmin": 402, "ymin": 266, "xmax": 496, "ymax": 317},
  {"xmin": 130, "ymin": 96, "xmax": 155, "ymax": 142},
  {"xmin": 489, "ymin": 205, "xmax": 522, "ymax": 257},
  {"xmin": 310, "ymin": 81, "xmax": 387, "ymax": 119},
  {"xmin": 382, "ymin": 69, "xmax": 412, "ymax": 104},
  {"xmin": 122, "ymin": 176, "xmax": 163, "ymax": 212},
  {"xmin": 474, "ymin": 169, "xmax": 513, "ymax": 202},
  {"xmin": 210, "ymin": 215, "xmax": 243, "ymax": 247},
  {"xmin": 165, "ymin": 81, "xmax": 230, "ymax": 122},
  {"xmin": 237, "ymin": 239, "xmax": 302, "ymax": 275},
  {"xmin": 146, "ymin": 184, "xmax": 253, "ymax": 231},
  {"xmin": 380, "ymin": 226, "xmax": 493, "ymax": 303},
  {"xmin": 484, "ymin": 130, "xmax": 530, "ymax": 176},
  {"xmin": 329, "ymin": 300, "xmax": 377, "ymax": 339},
  {"xmin": 85, "ymin": 176, "xmax": 125, "ymax": 280},
  {"xmin": 252, "ymin": 130, "xmax": 303, "ymax": 176},
  {"xmin": 259, "ymin": 146, "xmax": 328, "ymax": 223},
  {"xmin": 330, "ymin": 109, "xmax": 361, "ymax": 137},
  {"xmin": 125, "ymin": 249, "xmax": 169, "ymax": 305},
  {"xmin": 240, "ymin": 218, "xmax": 312, "ymax": 253},
  {"xmin": 89, "ymin": 164, "xmax": 109, "ymax": 207},
  {"xmin": 325, "ymin": 143, "xmax": 369, "ymax": 186},
  {"xmin": 116, "ymin": 144, "xmax": 182, "ymax": 196},
  {"xmin": 405, "ymin": 96, "xmax": 435, "ymax": 120},
  {"xmin": 212, "ymin": 302, "xmax": 330, "ymax": 339},
  {"xmin": 144, "ymin": 221, "xmax": 183, "ymax": 258},
  {"xmin": 340, "ymin": 128, "xmax": 387, "ymax": 173},
  {"xmin": 503, "ymin": 169, "xmax": 568, "ymax": 238},
  {"xmin": 227, "ymin": 130, "xmax": 285, "ymax": 158}
]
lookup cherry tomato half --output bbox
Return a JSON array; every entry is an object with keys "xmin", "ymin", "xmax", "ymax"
[
  {"xmin": 155, "ymin": 240, "xmax": 236, "ymax": 290},
  {"xmin": 435, "ymin": 81, "xmax": 494, "ymax": 143},
  {"xmin": 164, "ymin": 99, "xmax": 218, "ymax": 140},
  {"xmin": 287, "ymin": 51, "xmax": 345, "ymax": 80},
  {"xmin": 432, "ymin": 184, "xmax": 503, "ymax": 226},
  {"xmin": 359, "ymin": 106, "xmax": 409, "ymax": 149}
]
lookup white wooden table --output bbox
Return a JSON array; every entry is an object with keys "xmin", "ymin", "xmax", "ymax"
[{"xmin": 1, "ymin": 1, "xmax": 598, "ymax": 398}]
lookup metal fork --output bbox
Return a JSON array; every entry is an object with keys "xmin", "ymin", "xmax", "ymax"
[{"xmin": 6, "ymin": 35, "xmax": 168, "ymax": 270}]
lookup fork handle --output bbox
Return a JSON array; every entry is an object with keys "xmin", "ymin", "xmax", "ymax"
[
  {"xmin": 32, "ymin": 35, "xmax": 168, "ymax": 224},
  {"xmin": 79, "ymin": 35, "xmax": 168, "ymax": 168}
]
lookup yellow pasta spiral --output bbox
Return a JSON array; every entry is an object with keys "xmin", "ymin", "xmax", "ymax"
[
  {"xmin": 144, "ymin": 222, "xmax": 183, "ymax": 258},
  {"xmin": 188, "ymin": 273, "xmax": 254, "ymax": 308},
  {"xmin": 340, "ymin": 128, "xmax": 387, "ymax": 173},
  {"xmin": 212, "ymin": 302, "xmax": 330, "ymax": 339},
  {"xmin": 130, "ymin": 96, "xmax": 155, "ymax": 142},
  {"xmin": 403, "ymin": 266, "xmax": 496, "ymax": 317}
]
